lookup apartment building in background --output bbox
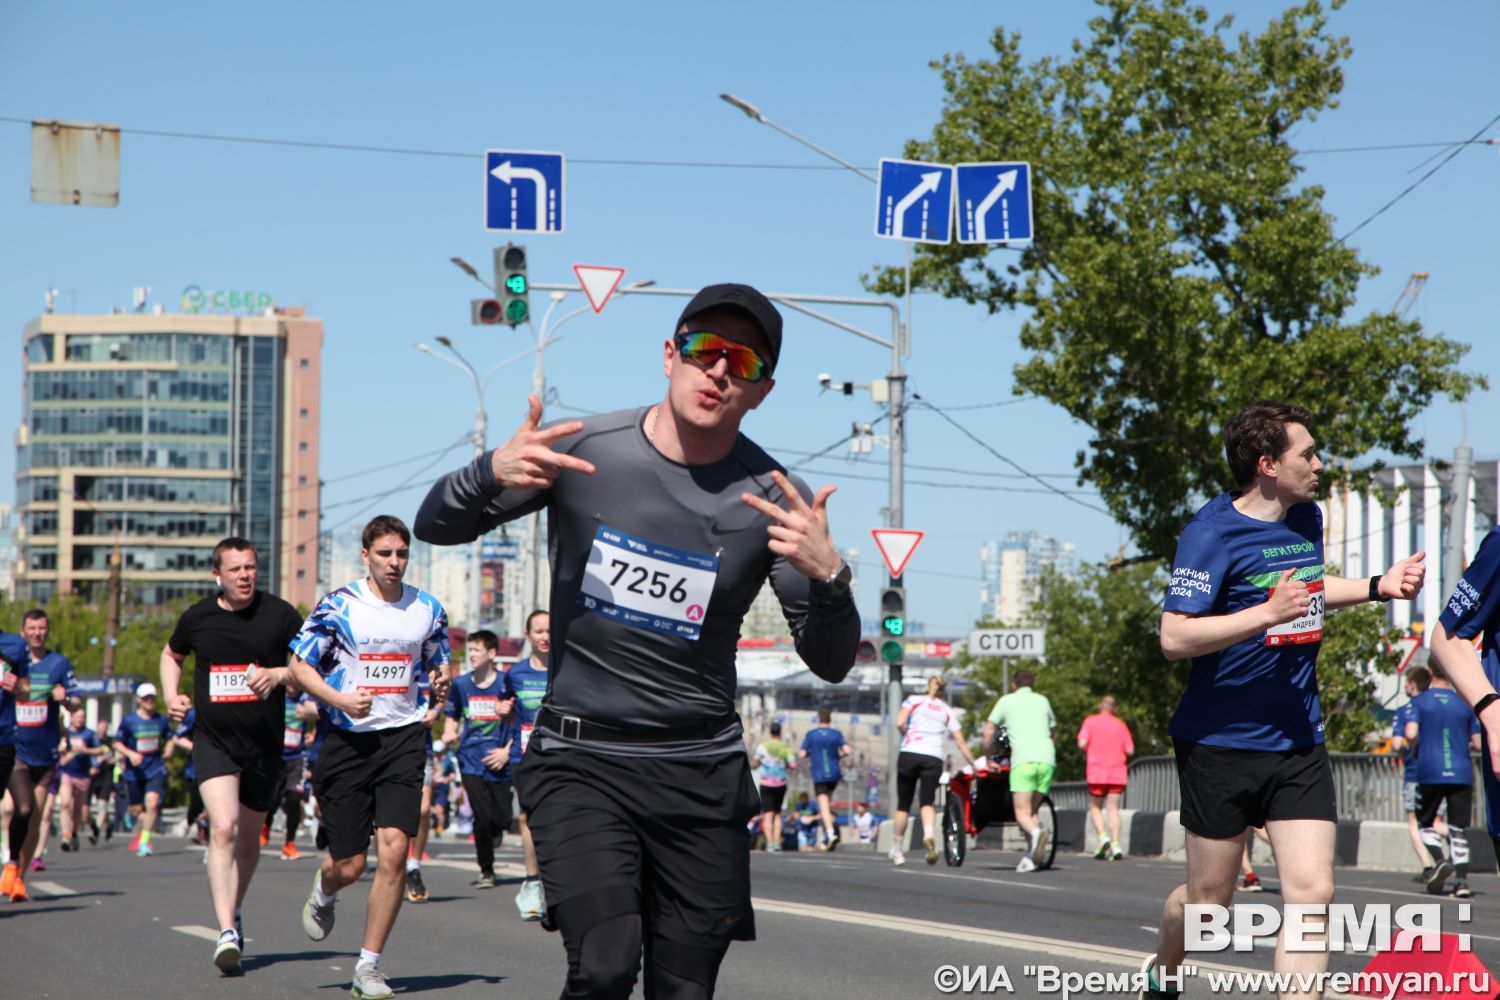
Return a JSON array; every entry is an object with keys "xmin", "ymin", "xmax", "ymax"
[{"xmin": 978, "ymin": 530, "xmax": 1078, "ymax": 624}]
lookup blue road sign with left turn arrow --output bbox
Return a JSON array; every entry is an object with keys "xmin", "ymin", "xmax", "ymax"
[
  {"xmin": 874, "ymin": 158, "xmax": 955, "ymax": 244},
  {"xmin": 955, "ymin": 161, "xmax": 1032, "ymax": 244},
  {"xmin": 485, "ymin": 149, "xmax": 565, "ymax": 234}
]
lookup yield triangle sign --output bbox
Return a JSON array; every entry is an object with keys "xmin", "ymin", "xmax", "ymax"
[
  {"xmin": 871, "ymin": 529, "xmax": 924, "ymax": 578},
  {"xmin": 573, "ymin": 265, "xmax": 626, "ymax": 313}
]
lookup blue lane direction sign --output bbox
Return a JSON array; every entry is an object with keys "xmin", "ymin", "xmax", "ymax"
[
  {"xmin": 485, "ymin": 150, "xmax": 565, "ymax": 234},
  {"xmin": 955, "ymin": 161, "xmax": 1033, "ymax": 244},
  {"xmin": 874, "ymin": 158, "xmax": 955, "ymax": 244}
]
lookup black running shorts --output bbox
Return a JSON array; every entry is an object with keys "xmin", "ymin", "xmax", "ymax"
[
  {"xmin": 897, "ymin": 751, "xmax": 944, "ymax": 812},
  {"xmin": 759, "ymin": 784, "xmax": 787, "ymax": 814},
  {"xmin": 193, "ymin": 729, "xmax": 281, "ymax": 813},
  {"xmin": 316, "ymin": 722, "xmax": 426, "ymax": 860},
  {"xmin": 1416, "ymin": 783, "xmax": 1472, "ymax": 829},
  {"xmin": 514, "ymin": 740, "xmax": 761, "ymax": 945},
  {"xmin": 1174, "ymin": 739, "xmax": 1337, "ymax": 839},
  {"xmin": 813, "ymin": 780, "xmax": 839, "ymax": 797}
]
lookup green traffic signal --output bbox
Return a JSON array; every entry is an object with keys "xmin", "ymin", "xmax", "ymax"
[
  {"xmin": 881, "ymin": 639, "xmax": 903, "ymax": 664},
  {"xmin": 506, "ymin": 300, "xmax": 529, "ymax": 323}
]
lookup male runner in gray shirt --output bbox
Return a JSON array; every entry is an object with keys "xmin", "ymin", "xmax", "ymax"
[{"xmin": 415, "ymin": 283, "xmax": 858, "ymax": 999}]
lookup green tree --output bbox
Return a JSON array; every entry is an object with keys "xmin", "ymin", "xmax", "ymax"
[{"xmin": 870, "ymin": 0, "xmax": 1481, "ymax": 559}]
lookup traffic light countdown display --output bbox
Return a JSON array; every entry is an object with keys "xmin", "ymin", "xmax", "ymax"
[
  {"xmin": 500, "ymin": 243, "xmax": 529, "ymax": 327},
  {"xmin": 880, "ymin": 586, "xmax": 906, "ymax": 664}
]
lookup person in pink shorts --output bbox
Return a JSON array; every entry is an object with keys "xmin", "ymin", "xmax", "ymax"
[{"xmin": 1077, "ymin": 695, "xmax": 1133, "ymax": 859}]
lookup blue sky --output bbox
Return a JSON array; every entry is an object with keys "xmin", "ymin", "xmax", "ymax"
[{"xmin": 1, "ymin": 2, "xmax": 1496, "ymax": 634}]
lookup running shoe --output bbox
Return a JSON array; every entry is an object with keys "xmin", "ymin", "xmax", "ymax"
[
  {"xmin": 1016, "ymin": 855, "xmax": 1037, "ymax": 873},
  {"xmin": 350, "ymin": 961, "xmax": 394, "ymax": 1000},
  {"xmin": 137, "ymin": 843, "xmax": 153, "ymax": 858},
  {"xmin": 302, "ymin": 869, "xmax": 337, "ymax": 941},
  {"xmin": 1137, "ymin": 953, "xmax": 1179, "ymax": 999},
  {"xmin": 1238, "ymin": 872, "xmax": 1263, "ymax": 892},
  {"xmin": 236, "ymin": 913, "xmax": 244, "ymax": 955},
  {"xmin": 924, "ymin": 835, "xmax": 939, "ymax": 866},
  {"xmin": 259, "ymin": 825, "xmax": 270, "ymax": 847},
  {"xmin": 60, "ymin": 839, "xmax": 73, "ymax": 853},
  {"xmin": 472, "ymin": 872, "xmax": 496, "ymax": 890},
  {"xmin": 515, "ymin": 878, "xmax": 544, "ymax": 920},
  {"xmin": 404, "ymin": 868, "xmax": 429, "ymax": 903},
  {"xmin": 1426, "ymin": 860, "xmax": 1454, "ymax": 895},
  {"xmin": 8, "ymin": 877, "xmax": 29, "ymax": 902},
  {"xmin": 1453, "ymin": 881, "xmax": 1473, "ymax": 899},
  {"xmin": 888, "ymin": 847, "xmax": 906, "ymax": 866},
  {"xmin": 827, "ymin": 827, "xmax": 840, "ymax": 853},
  {"xmin": 1111, "ymin": 844, "xmax": 1125, "ymax": 861},
  {"xmin": 127, "ymin": 833, "xmax": 140, "ymax": 853},
  {"xmin": 29, "ymin": 857, "xmax": 45, "ymax": 872},
  {"xmin": 1094, "ymin": 838, "xmax": 1112, "ymax": 860},
  {"xmin": 0, "ymin": 863, "xmax": 15, "ymax": 896},
  {"xmin": 281, "ymin": 843, "xmax": 302, "ymax": 861},
  {"xmin": 70, "ymin": 835, "xmax": 81, "ymax": 852},
  {"xmin": 1413, "ymin": 866, "xmax": 1434, "ymax": 884},
  {"xmin": 213, "ymin": 929, "xmax": 242, "ymax": 975}
]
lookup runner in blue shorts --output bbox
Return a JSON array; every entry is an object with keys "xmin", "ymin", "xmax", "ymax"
[{"xmin": 113, "ymin": 684, "xmax": 172, "ymax": 858}]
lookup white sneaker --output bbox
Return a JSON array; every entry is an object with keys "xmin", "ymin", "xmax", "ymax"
[
  {"xmin": 1016, "ymin": 855, "xmax": 1037, "ymax": 873},
  {"xmin": 1110, "ymin": 844, "xmax": 1124, "ymax": 860},
  {"xmin": 515, "ymin": 878, "xmax": 545, "ymax": 921},
  {"xmin": 888, "ymin": 847, "xmax": 906, "ymax": 866},
  {"xmin": 351, "ymin": 961, "xmax": 393, "ymax": 999}
]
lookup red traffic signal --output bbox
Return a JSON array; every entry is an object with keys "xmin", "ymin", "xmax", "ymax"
[{"xmin": 471, "ymin": 298, "xmax": 503, "ymax": 325}]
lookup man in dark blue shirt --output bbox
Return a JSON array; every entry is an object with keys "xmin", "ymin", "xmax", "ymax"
[
  {"xmin": 1145, "ymin": 401, "xmax": 1426, "ymax": 999},
  {"xmin": 797, "ymin": 707, "xmax": 850, "ymax": 850},
  {"xmin": 1404, "ymin": 665, "xmax": 1480, "ymax": 896},
  {"xmin": 1429, "ymin": 524, "xmax": 1500, "ymax": 876},
  {"xmin": 1390, "ymin": 666, "xmax": 1446, "ymax": 882}
]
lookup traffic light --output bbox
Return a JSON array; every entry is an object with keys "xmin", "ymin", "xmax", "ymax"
[
  {"xmin": 496, "ymin": 243, "xmax": 530, "ymax": 327},
  {"xmin": 855, "ymin": 639, "xmax": 877, "ymax": 663},
  {"xmin": 880, "ymin": 586, "xmax": 905, "ymax": 664},
  {"xmin": 470, "ymin": 298, "xmax": 503, "ymax": 325}
]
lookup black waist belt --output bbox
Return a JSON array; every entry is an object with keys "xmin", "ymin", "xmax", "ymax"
[{"xmin": 535, "ymin": 707, "xmax": 739, "ymax": 745}]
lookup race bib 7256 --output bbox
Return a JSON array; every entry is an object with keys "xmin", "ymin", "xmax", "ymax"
[{"xmin": 578, "ymin": 524, "xmax": 718, "ymax": 641}]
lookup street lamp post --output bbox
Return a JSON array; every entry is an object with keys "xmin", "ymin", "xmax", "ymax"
[
  {"xmin": 720, "ymin": 92, "xmax": 912, "ymax": 822},
  {"xmin": 59, "ymin": 487, "xmax": 122, "ymax": 676}
]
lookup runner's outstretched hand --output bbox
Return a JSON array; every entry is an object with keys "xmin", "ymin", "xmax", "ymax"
[
  {"xmin": 490, "ymin": 395, "xmax": 596, "ymax": 490},
  {"xmin": 740, "ymin": 471, "xmax": 842, "ymax": 582}
]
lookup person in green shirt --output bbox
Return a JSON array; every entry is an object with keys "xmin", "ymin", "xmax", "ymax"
[{"xmin": 981, "ymin": 670, "xmax": 1055, "ymax": 872}]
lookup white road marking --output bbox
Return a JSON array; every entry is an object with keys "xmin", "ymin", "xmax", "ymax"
[
  {"xmin": 28, "ymin": 880, "xmax": 76, "ymax": 897},
  {"xmin": 754, "ymin": 898, "xmax": 1358, "ymax": 999},
  {"xmin": 172, "ymin": 925, "xmax": 223, "ymax": 942},
  {"xmin": 894, "ymin": 867, "xmax": 1065, "ymax": 892}
]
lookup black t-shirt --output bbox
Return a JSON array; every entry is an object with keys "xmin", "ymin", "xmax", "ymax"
[{"xmin": 168, "ymin": 591, "xmax": 305, "ymax": 759}]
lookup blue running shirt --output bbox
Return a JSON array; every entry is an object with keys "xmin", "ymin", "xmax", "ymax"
[
  {"xmin": 1164, "ymin": 493, "xmax": 1326, "ymax": 750},
  {"xmin": 447, "ymin": 671, "xmax": 514, "ymax": 781},
  {"xmin": 16, "ymin": 651, "xmax": 79, "ymax": 767},
  {"xmin": 1438, "ymin": 526, "xmax": 1500, "ymax": 691},
  {"xmin": 800, "ymin": 726, "xmax": 847, "ymax": 784},
  {"xmin": 1392, "ymin": 701, "xmax": 1419, "ymax": 782},
  {"xmin": 116, "ymin": 712, "xmax": 171, "ymax": 781},
  {"xmin": 1410, "ymin": 688, "xmax": 1478, "ymax": 785}
]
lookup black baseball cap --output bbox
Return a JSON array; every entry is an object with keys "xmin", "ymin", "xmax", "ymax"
[{"xmin": 675, "ymin": 283, "xmax": 783, "ymax": 370}]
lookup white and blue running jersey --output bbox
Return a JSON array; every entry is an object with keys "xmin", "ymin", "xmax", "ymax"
[{"xmin": 291, "ymin": 579, "xmax": 450, "ymax": 734}]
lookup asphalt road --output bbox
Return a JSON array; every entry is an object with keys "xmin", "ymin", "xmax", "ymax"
[{"xmin": 4, "ymin": 832, "xmax": 1495, "ymax": 998}]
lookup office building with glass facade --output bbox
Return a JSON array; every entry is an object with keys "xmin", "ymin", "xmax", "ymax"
[{"xmin": 16, "ymin": 308, "xmax": 322, "ymax": 608}]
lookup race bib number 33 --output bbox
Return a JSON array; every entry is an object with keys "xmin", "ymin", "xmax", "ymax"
[
  {"xmin": 1266, "ymin": 579, "xmax": 1325, "ymax": 646},
  {"xmin": 578, "ymin": 524, "xmax": 719, "ymax": 641},
  {"xmin": 357, "ymin": 653, "xmax": 413, "ymax": 694}
]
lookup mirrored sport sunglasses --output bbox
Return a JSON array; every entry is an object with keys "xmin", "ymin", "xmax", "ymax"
[{"xmin": 673, "ymin": 332, "xmax": 773, "ymax": 383}]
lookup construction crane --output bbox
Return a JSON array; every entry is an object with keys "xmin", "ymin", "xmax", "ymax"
[{"xmin": 1393, "ymin": 271, "xmax": 1429, "ymax": 318}]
